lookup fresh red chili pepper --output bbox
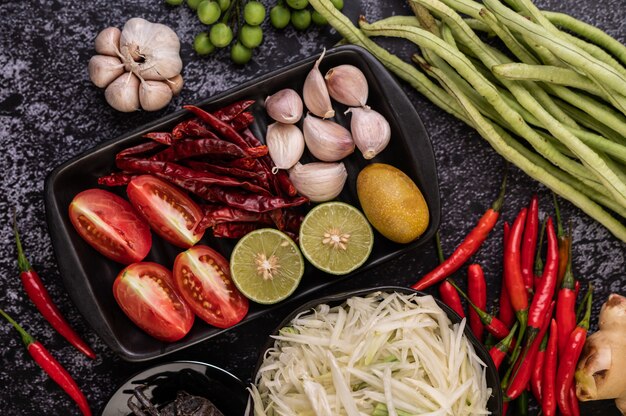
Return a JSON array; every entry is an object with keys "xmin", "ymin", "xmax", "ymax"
[
  {"xmin": 13, "ymin": 217, "xmax": 96, "ymax": 360},
  {"xmin": 556, "ymin": 286, "xmax": 592, "ymax": 415},
  {"xmin": 434, "ymin": 232, "xmax": 466, "ymax": 318},
  {"xmin": 213, "ymin": 99, "xmax": 255, "ymax": 121},
  {"xmin": 184, "ymin": 105, "xmax": 252, "ymax": 150},
  {"xmin": 468, "ymin": 263, "xmax": 486, "ymax": 342},
  {"xmin": 553, "ymin": 194, "xmax": 571, "ymax": 287},
  {"xmin": 521, "ymin": 194, "xmax": 539, "ymax": 293},
  {"xmin": 212, "ymin": 222, "xmax": 260, "ymax": 238},
  {"xmin": 447, "ymin": 279, "xmax": 510, "ymax": 339},
  {"xmin": 499, "ymin": 222, "xmax": 516, "ymax": 328},
  {"xmin": 531, "ymin": 331, "xmax": 549, "ymax": 402},
  {"xmin": 533, "ymin": 218, "xmax": 547, "ymax": 291},
  {"xmin": 528, "ymin": 217, "xmax": 558, "ymax": 333},
  {"xmin": 569, "ymin": 385, "xmax": 580, "ymax": 416},
  {"xmin": 556, "ymin": 233, "xmax": 576, "ymax": 354},
  {"xmin": 542, "ymin": 319, "xmax": 558, "ymax": 416},
  {"xmin": 0, "ymin": 308, "xmax": 92, "ymax": 416},
  {"xmin": 502, "ymin": 400, "xmax": 509, "ymax": 415},
  {"xmin": 574, "ymin": 280, "xmax": 580, "ymax": 299},
  {"xmin": 489, "ymin": 322, "xmax": 518, "ymax": 370},
  {"xmin": 229, "ymin": 111, "xmax": 255, "ymax": 132},
  {"xmin": 504, "ymin": 207, "xmax": 529, "ymax": 330},
  {"xmin": 505, "ymin": 301, "xmax": 554, "ymax": 399},
  {"xmin": 97, "ymin": 172, "xmax": 138, "ymax": 187},
  {"xmin": 412, "ymin": 172, "xmax": 507, "ymax": 290}
]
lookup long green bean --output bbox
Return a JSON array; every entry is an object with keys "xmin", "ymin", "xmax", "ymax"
[{"xmin": 557, "ymin": 100, "xmax": 625, "ymax": 145}]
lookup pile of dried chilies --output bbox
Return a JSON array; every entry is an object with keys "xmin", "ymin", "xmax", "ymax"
[
  {"xmin": 308, "ymin": 0, "xmax": 626, "ymax": 242},
  {"xmin": 99, "ymin": 100, "xmax": 308, "ymax": 239},
  {"xmin": 413, "ymin": 175, "xmax": 594, "ymax": 415}
]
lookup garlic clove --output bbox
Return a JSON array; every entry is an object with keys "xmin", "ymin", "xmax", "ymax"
[
  {"xmin": 139, "ymin": 80, "xmax": 173, "ymax": 111},
  {"xmin": 266, "ymin": 122, "xmax": 305, "ymax": 171},
  {"xmin": 288, "ymin": 162, "xmax": 347, "ymax": 202},
  {"xmin": 88, "ymin": 55, "xmax": 125, "ymax": 88},
  {"xmin": 105, "ymin": 72, "xmax": 140, "ymax": 112},
  {"xmin": 325, "ymin": 65, "xmax": 369, "ymax": 107},
  {"xmin": 345, "ymin": 106, "xmax": 391, "ymax": 159},
  {"xmin": 119, "ymin": 18, "xmax": 182, "ymax": 81},
  {"xmin": 303, "ymin": 49, "xmax": 335, "ymax": 119},
  {"xmin": 167, "ymin": 74, "xmax": 184, "ymax": 96},
  {"xmin": 303, "ymin": 113, "xmax": 354, "ymax": 162},
  {"xmin": 265, "ymin": 89, "xmax": 303, "ymax": 124},
  {"xmin": 95, "ymin": 27, "xmax": 122, "ymax": 57}
]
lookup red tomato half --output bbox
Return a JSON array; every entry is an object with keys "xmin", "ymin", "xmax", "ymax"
[
  {"xmin": 173, "ymin": 245, "xmax": 248, "ymax": 328},
  {"xmin": 113, "ymin": 262, "xmax": 195, "ymax": 342},
  {"xmin": 127, "ymin": 175, "xmax": 205, "ymax": 248},
  {"xmin": 69, "ymin": 188, "xmax": 152, "ymax": 264}
]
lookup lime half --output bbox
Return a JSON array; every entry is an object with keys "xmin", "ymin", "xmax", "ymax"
[
  {"xmin": 230, "ymin": 228, "xmax": 304, "ymax": 304},
  {"xmin": 299, "ymin": 202, "xmax": 374, "ymax": 275}
]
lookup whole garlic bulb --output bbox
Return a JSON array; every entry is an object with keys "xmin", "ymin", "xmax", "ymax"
[{"xmin": 88, "ymin": 18, "xmax": 183, "ymax": 112}]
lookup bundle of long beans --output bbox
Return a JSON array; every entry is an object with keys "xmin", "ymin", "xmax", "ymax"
[{"xmin": 308, "ymin": 0, "xmax": 626, "ymax": 241}]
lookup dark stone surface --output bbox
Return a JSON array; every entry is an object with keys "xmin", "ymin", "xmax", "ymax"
[{"xmin": 0, "ymin": 0, "xmax": 624, "ymax": 415}]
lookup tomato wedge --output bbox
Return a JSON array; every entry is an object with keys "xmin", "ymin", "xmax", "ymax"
[
  {"xmin": 69, "ymin": 188, "xmax": 151, "ymax": 264},
  {"xmin": 113, "ymin": 262, "xmax": 195, "ymax": 342},
  {"xmin": 173, "ymin": 245, "xmax": 248, "ymax": 328},
  {"xmin": 127, "ymin": 175, "xmax": 205, "ymax": 248}
]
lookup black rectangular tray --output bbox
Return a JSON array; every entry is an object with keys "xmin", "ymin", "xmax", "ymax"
[{"xmin": 44, "ymin": 45, "xmax": 440, "ymax": 361}]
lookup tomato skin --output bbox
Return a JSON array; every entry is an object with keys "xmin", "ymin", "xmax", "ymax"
[
  {"xmin": 127, "ymin": 175, "xmax": 205, "ymax": 248},
  {"xmin": 69, "ymin": 188, "xmax": 152, "ymax": 264},
  {"xmin": 113, "ymin": 262, "xmax": 195, "ymax": 342},
  {"xmin": 173, "ymin": 245, "xmax": 249, "ymax": 328}
]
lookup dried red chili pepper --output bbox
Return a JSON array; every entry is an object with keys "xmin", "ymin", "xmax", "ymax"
[
  {"xmin": 556, "ymin": 286, "xmax": 592, "ymax": 415},
  {"xmin": 213, "ymin": 99, "xmax": 255, "ymax": 121},
  {"xmin": 531, "ymin": 331, "xmax": 549, "ymax": 402},
  {"xmin": 198, "ymin": 205, "xmax": 273, "ymax": 231},
  {"xmin": 274, "ymin": 169, "xmax": 298, "ymax": 197},
  {"xmin": 542, "ymin": 319, "xmax": 558, "ymax": 416},
  {"xmin": 143, "ymin": 131, "xmax": 174, "ymax": 145},
  {"xmin": 489, "ymin": 322, "xmax": 518, "ymax": 370},
  {"xmin": 116, "ymin": 159, "xmax": 271, "ymax": 196},
  {"xmin": 499, "ymin": 222, "xmax": 516, "ymax": 328},
  {"xmin": 172, "ymin": 119, "xmax": 213, "ymax": 139},
  {"xmin": 412, "ymin": 173, "xmax": 507, "ymax": 290},
  {"xmin": 0, "ymin": 308, "xmax": 92, "ymax": 416},
  {"xmin": 521, "ymin": 195, "xmax": 539, "ymax": 293},
  {"xmin": 151, "ymin": 137, "xmax": 267, "ymax": 162},
  {"xmin": 97, "ymin": 172, "xmax": 138, "ymax": 187},
  {"xmin": 185, "ymin": 160, "xmax": 269, "ymax": 189},
  {"xmin": 556, "ymin": 234, "xmax": 576, "ymax": 354},
  {"xmin": 213, "ymin": 158, "xmax": 272, "ymax": 190},
  {"xmin": 184, "ymin": 105, "xmax": 252, "ymax": 150},
  {"xmin": 282, "ymin": 209, "xmax": 304, "ymax": 235},
  {"xmin": 553, "ymin": 194, "xmax": 571, "ymax": 287},
  {"xmin": 504, "ymin": 207, "xmax": 529, "ymax": 332},
  {"xmin": 468, "ymin": 264, "xmax": 486, "ymax": 342},
  {"xmin": 115, "ymin": 141, "xmax": 163, "ymax": 160},
  {"xmin": 13, "ymin": 217, "xmax": 96, "ymax": 360},
  {"xmin": 447, "ymin": 279, "xmax": 510, "ymax": 339},
  {"xmin": 229, "ymin": 111, "xmax": 255, "ymax": 132},
  {"xmin": 212, "ymin": 222, "xmax": 260, "ymax": 238}
]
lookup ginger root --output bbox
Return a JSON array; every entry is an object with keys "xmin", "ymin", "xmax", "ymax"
[{"xmin": 576, "ymin": 293, "xmax": 626, "ymax": 414}]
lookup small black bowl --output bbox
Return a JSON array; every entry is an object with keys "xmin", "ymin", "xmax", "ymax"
[
  {"xmin": 250, "ymin": 286, "xmax": 503, "ymax": 415},
  {"xmin": 101, "ymin": 361, "xmax": 247, "ymax": 416}
]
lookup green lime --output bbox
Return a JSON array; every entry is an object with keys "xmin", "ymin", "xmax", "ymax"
[
  {"xmin": 187, "ymin": 0, "xmax": 202, "ymax": 10},
  {"xmin": 243, "ymin": 1, "xmax": 266, "ymax": 26},
  {"xmin": 230, "ymin": 42, "xmax": 252, "ymax": 65},
  {"xmin": 194, "ymin": 32, "xmax": 216, "ymax": 55},
  {"xmin": 218, "ymin": 0, "xmax": 230, "ymax": 11},
  {"xmin": 270, "ymin": 5, "xmax": 290, "ymax": 29},
  {"xmin": 290, "ymin": 9, "xmax": 311, "ymax": 30},
  {"xmin": 197, "ymin": 0, "xmax": 221, "ymax": 25},
  {"xmin": 299, "ymin": 202, "xmax": 374, "ymax": 275},
  {"xmin": 230, "ymin": 228, "xmax": 304, "ymax": 304},
  {"xmin": 311, "ymin": 10, "xmax": 327, "ymax": 25},
  {"xmin": 239, "ymin": 24, "xmax": 263, "ymax": 48},
  {"xmin": 286, "ymin": 0, "xmax": 308, "ymax": 10},
  {"xmin": 210, "ymin": 23, "xmax": 233, "ymax": 47},
  {"xmin": 165, "ymin": 0, "xmax": 184, "ymax": 5}
]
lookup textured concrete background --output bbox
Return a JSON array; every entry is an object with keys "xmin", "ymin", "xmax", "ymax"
[{"xmin": 0, "ymin": 0, "xmax": 624, "ymax": 414}]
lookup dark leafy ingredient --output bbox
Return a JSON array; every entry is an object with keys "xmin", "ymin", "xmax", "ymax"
[{"xmin": 128, "ymin": 386, "xmax": 223, "ymax": 416}]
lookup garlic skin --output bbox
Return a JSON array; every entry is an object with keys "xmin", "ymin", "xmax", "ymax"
[
  {"xmin": 345, "ymin": 106, "xmax": 391, "ymax": 159},
  {"xmin": 303, "ymin": 113, "xmax": 354, "ymax": 162},
  {"xmin": 303, "ymin": 49, "xmax": 335, "ymax": 119},
  {"xmin": 289, "ymin": 162, "xmax": 347, "ymax": 202},
  {"xmin": 105, "ymin": 73, "xmax": 140, "ymax": 112},
  {"xmin": 139, "ymin": 80, "xmax": 173, "ymax": 111},
  {"xmin": 167, "ymin": 74, "xmax": 184, "ymax": 96},
  {"xmin": 95, "ymin": 27, "xmax": 122, "ymax": 56},
  {"xmin": 88, "ymin": 55, "xmax": 125, "ymax": 88},
  {"xmin": 266, "ymin": 122, "xmax": 305, "ymax": 170},
  {"xmin": 120, "ymin": 18, "xmax": 182, "ymax": 81},
  {"xmin": 265, "ymin": 89, "xmax": 303, "ymax": 124},
  {"xmin": 325, "ymin": 65, "xmax": 369, "ymax": 107}
]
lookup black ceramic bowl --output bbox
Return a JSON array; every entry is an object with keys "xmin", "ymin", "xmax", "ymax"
[
  {"xmin": 44, "ymin": 45, "xmax": 440, "ymax": 361},
  {"xmin": 251, "ymin": 286, "xmax": 503, "ymax": 416},
  {"xmin": 100, "ymin": 361, "xmax": 247, "ymax": 416}
]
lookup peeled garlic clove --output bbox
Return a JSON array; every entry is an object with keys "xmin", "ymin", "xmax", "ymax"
[
  {"xmin": 88, "ymin": 55, "xmax": 125, "ymax": 88},
  {"xmin": 266, "ymin": 122, "xmax": 305, "ymax": 170},
  {"xmin": 345, "ymin": 106, "xmax": 391, "ymax": 159},
  {"xmin": 139, "ymin": 80, "xmax": 173, "ymax": 111},
  {"xmin": 167, "ymin": 74, "xmax": 184, "ymax": 96},
  {"xmin": 105, "ymin": 72, "xmax": 140, "ymax": 112},
  {"xmin": 325, "ymin": 65, "xmax": 369, "ymax": 107},
  {"xmin": 95, "ymin": 27, "xmax": 122, "ymax": 57},
  {"xmin": 303, "ymin": 49, "xmax": 335, "ymax": 119},
  {"xmin": 303, "ymin": 113, "xmax": 354, "ymax": 162},
  {"xmin": 265, "ymin": 89, "xmax": 303, "ymax": 124},
  {"xmin": 120, "ymin": 18, "xmax": 182, "ymax": 81},
  {"xmin": 289, "ymin": 162, "xmax": 347, "ymax": 202}
]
